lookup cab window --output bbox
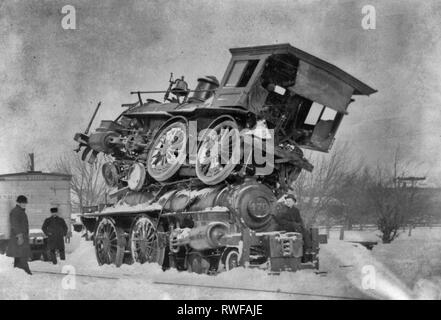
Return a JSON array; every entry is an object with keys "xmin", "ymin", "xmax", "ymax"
[
  {"xmin": 304, "ymin": 103, "xmax": 323, "ymax": 125},
  {"xmin": 225, "ymin": 60, "xmax": 259, "ymax": 87},
  {"xmin": 304, "ymin": 103, "xmax": 338, "ymax": 126}
]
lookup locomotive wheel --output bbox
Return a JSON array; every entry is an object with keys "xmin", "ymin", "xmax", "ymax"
[
  {"xmin": 130, "ymin": 215, "xmax": 165, "ymax": 265},
  {"xmin": 222, "ymin": 248, "xmax": 240, "ymax": 271},
  {"xmin": 102, "ymin": 162, "xmax": 120, "ymax": 188},
  {"xmin": 147, "ymin": 120, "xmax": 187, "ymax": 182},
  {"xmin": 127, "ymin": 162, "xmax": 147, "ymax": 191},
  {"xmin": 196, "ymin": 119, "xmax": 240, "ymax": 185},
  {"xmin": 94, "ymin": 218, "xmax": 125, "ymax": 267}
]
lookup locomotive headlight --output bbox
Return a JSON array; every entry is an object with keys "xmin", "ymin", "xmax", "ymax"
[
  {"xmin": 127, "ymin": 163, "xmax": 146, "ymax": 191},
  {"xmin": 102, "ymin": 162, "xmax": 120, "ymax": 187},
  {"xmin": 247, "ymin": 196, "xmax": 270, "ymax": 219}
]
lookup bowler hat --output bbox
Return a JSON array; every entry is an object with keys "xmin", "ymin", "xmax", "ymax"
[
  {"xmin": 16, "ymin": 195, "xmax": 28, "ymax": 204},
  {"xmin": 285, "ymin": 194, "xmax": 297, "ymax": 202}
]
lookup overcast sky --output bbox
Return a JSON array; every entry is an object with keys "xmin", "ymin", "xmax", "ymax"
[{"xmin": 1, "ymin": 0, "xmax": 440, "ymax": 184}]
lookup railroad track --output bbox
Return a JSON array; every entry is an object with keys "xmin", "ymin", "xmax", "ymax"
[
  {"xmin": 32, "ymin": 270, "xmax": 123, "ymax": 280},
  {"xmin": 31, "ymin": 269, "xmax": 370, "ymax": 300},
  {"xmin": 153, "ymin": 281, "xmax": 370, "ymax": 300}
]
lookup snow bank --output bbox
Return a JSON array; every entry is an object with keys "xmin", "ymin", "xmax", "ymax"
[
  {"xmin": 371, "ymin": 227, "xmax": 441, "ymax": 298},
  {"xmin": 1, "ymin": 228, "xmax": 440, "ymax": 299}
]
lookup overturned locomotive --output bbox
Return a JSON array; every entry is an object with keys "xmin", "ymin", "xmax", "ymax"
[{"xmin": 75, "ymin": 43, "xmax": 376, "ymax": 273}]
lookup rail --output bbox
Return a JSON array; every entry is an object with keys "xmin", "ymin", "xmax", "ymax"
[
  {"xmin": 31, "ymin": 269, "xmax": 371, "ymax": 300},
  {"xmin": 153, "ymin": 281, "xmax": 372, "ymax": 300}
]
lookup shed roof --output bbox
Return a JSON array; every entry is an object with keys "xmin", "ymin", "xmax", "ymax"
[{"xmin": 0, "ymin": 171, "xmax": 71, "ymax": 181}]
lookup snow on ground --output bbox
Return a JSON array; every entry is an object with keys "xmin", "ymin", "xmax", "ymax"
[{"xmin": 0, "ymin": 227, "xmax": 440, "ymax": 300}]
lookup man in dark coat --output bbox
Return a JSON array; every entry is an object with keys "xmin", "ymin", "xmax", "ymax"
[
  {"xmin": 273, "ymin": 194, "xmax": 312, "ymax": 252},
  {"xmin": 6, "ymin": 195, "xmax": 32, "ymax": 275},
  {"xmin": 42, "ymin": 207, "xmax": 68, "ymax": 264},
  {"xmin": 273, "ymin": 194, "xmax": 305, "ymax": 233}
]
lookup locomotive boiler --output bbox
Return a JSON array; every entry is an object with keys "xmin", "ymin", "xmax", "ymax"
[{"xmin": 75, "ymin": 43, "xmax": 376, "ymax": 273}]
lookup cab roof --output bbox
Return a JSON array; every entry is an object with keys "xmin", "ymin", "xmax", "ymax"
[{"xmin": 229, "ymin": 43, "xmax": 376, "ymax": 96}]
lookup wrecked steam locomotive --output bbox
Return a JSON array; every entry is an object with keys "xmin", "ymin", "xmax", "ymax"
[{"xmin": 74, "ymin": 44, "xmax": 376, "ymax": 273}]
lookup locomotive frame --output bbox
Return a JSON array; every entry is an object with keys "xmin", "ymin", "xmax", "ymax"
[{"xmin": 80, "ymin": 177, "xmax": 323, "ymax": 273}]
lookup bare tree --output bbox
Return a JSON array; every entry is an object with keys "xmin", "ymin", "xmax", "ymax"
[
  {"xmin": 53, "ymin": 152, "xmax": 109, "ymax": 212},
  {"xmin": 367, "ymin": 165, "xmax": 403, "ymax": 243},
  {"xmin": 291, "ymin": 143, "xmax": 358, "ymax": 226},
  {"xmin": 292, "ymin": 142, "xmax": 429, "ymax": 242},
  {"xmin": 333, "ymin": 168, "xmax": 369, "ymax": 229},
  {"xmin": 366, "ymin": 148, "xmax": 428, "ymax": 243}
]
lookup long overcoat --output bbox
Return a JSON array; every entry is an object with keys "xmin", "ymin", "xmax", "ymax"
[
  {"xmin": 6, "ymin": 205, "xmax": 31, "ymax": 258},
  {"xmin": 42, "ymin": 215, "xmax": 68, "ymax": 250}
]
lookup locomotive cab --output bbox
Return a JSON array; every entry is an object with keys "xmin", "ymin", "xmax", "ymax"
[{"xmin": 211, "ymin": 43, "xmax": 376, "ymax": 152}]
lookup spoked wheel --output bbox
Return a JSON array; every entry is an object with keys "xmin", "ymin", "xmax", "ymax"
[
  {"xmin": 147, "ymin": 119, "xmax": 188, "ymax": 182},
  {"xmin": 130, "ymin": 215, "xmax": 165, "ymax": 266},
  {"xmin": 94, "ymin": 218, "xmax": 125, "ymax": 267},
  {"xmin": 221, "ymin": 248, "xmax": 240, "ymax": 272},
  {"xmin": 196, "ymin": 118, "xmax": 240, "ymax": 185}
]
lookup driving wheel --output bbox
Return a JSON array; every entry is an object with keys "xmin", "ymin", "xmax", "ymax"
[
  {"xmin": 147, "ymin": 120, "xmax": 188, "ymax": 182},
  {"xmin": 130, "ymin": 215, "xmax": 165, "ymax": 266},
  {"xmin": 94, "ymin": 218, "xmax": 125, "ymax": 267},
  {"xmin": 220, "ymin": 248, "xmax": 240, "ymax": 272},
  {"xmin": 196, "ymin": 119, "xmax": 240, "ymax": 185}
]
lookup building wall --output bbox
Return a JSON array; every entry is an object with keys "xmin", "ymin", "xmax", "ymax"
[{"xmin": 0, "ymin": 175, "xmax": 71, "ymax": 239}]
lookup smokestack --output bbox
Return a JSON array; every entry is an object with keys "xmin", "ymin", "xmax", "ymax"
[{"xmin": 29, "ymin": 153, "xmax": 34, "ymax": 172}]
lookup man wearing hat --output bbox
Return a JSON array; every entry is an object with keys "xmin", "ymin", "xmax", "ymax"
[
  {"xmin": 273, "ymin": 194, "xmax": 305, "ymax": 233},
  {"xmin": 273, "ymin": 193, "xmax": 312, "ymax": 256},
  {"xmin": 6, "ymin": 195, "xmax": 32, "ymax": 275},
  {"xmin": 42, "ymin": 206, "xmax": 68, "ymax": 264}
]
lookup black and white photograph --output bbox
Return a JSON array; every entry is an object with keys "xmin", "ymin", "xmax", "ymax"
[{"xmin": 0, "ymin": 0, "xmax": 440, "ymax": 303}]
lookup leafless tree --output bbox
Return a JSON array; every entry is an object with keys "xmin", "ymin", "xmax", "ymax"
[
  {"xmin": 366, "ymin": 148, "xmax": 428, "ymax": 243},
  {"xmin": 367, "ymin": 165, "xmax": 403, "ymax": 243},
  {"xmin": 291, "ymin": 143, "xmax": 358, "ymax": 226},
  {"xmin": 53, "ymin": 152, "xmax": 109, "ymax": 212},
  {"xmin": 291, "ymin": 142, "xmax": 428, "ymax": 242},
  {"xmin": 333, "ymin": 167, "xmax": 373, "ymax": 229}
]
